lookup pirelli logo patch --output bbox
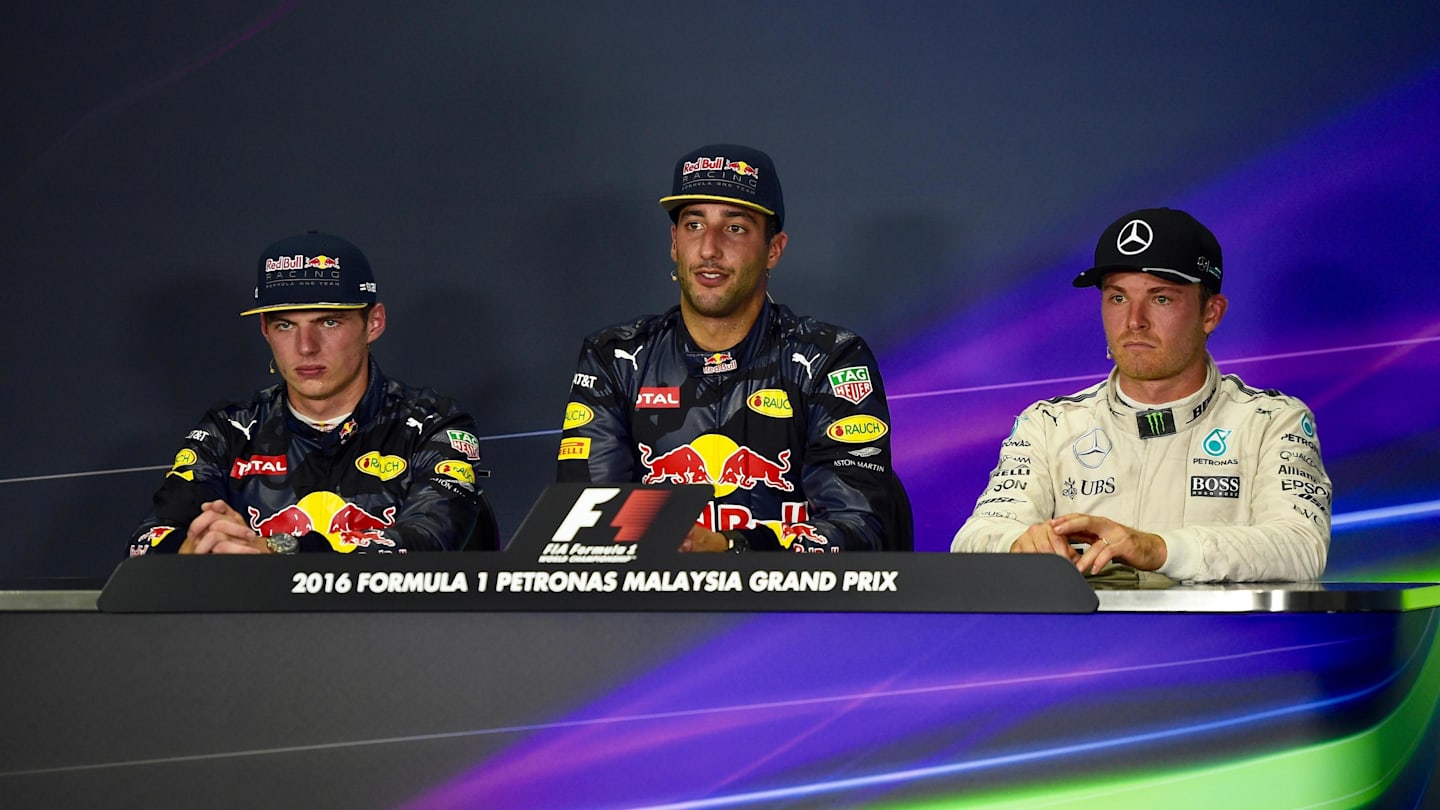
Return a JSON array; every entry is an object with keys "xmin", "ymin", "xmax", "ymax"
[
  {"xmin": 558, "ymin": 437, "xmax": 591, "ymax": 460},
  {"xmin": 1190, "ymin": 475, "xmax": 1240, "ymax": 498}
]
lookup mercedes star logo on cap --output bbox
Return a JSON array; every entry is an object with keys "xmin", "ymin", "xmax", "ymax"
[{"xmin": 1116, "ymin": 219, "xmax": 1154, "ymax": 255}]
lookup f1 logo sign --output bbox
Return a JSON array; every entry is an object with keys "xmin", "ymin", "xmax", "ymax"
[
  {"xmin": 551, "ymin": 487, "xmax": 672, "ymax": 543},
  {"xmin": 552, "ymin": 488, "xmax": 619, "ymax": 542}
]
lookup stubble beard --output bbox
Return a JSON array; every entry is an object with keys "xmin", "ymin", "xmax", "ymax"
[{"xmin": 680, "ymin": 262, "xmax": 752, "ymax": 320}]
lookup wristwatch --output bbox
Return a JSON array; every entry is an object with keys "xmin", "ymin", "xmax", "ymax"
[
  {"xmin": 265, "ymin": 533, "xmax": 299, "ymax": 555},
  {"xmin": 724, "ymin": 532, "xmax": 749, "ymax": 553}
]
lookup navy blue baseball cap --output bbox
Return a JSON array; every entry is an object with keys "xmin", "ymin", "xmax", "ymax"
[
  {"xmin": 1072, "ymin": 208, "xmax": 1224, "ymax": 293},
  {"xmin": 659, "ymin": 144, "xmax": 784, "ymax": 231},
  {"xmin": 242, "ymin": 231, "xmax": 379, "ymax": 316}
]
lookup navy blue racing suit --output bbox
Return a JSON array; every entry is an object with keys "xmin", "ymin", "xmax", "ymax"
[
  {"xmin": 129, "ymin": 358, "xmax": 493, "ymax": 555},
  {"xmin": 557, "ymin": 301, "xmax": 911, "ymax": 552}
]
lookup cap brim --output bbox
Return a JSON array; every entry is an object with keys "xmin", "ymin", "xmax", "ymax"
[
  {"xmin": 1072, "ymin": 265, "xmax": 1203, "ymax": 288},
  {"xmin": 659, "ymin": 194, "xmax": 776, "ymax": 219},
  {"xmin": 240, "ymin": 302, "xmax": 370, "ymax": 316}
]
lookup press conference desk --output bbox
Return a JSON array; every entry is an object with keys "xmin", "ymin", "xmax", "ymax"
[{"xmin": 3, "ymin": 559, "xmax": 1439, "ymax": 809}]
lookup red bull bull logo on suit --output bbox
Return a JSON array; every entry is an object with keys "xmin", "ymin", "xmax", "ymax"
[{"xmin": 248, "ymin": 491, "xmax": 398, "ymax": 552}]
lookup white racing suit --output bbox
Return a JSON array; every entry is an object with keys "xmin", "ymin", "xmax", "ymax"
[{"xmin": 951, "ymin": 358, "xmax": 1330, "ymax": 582}]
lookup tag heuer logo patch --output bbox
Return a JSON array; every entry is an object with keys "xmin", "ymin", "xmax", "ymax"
[{"xmin": 827, "ymin": 366, "xmax": 873, "ymax": 405}]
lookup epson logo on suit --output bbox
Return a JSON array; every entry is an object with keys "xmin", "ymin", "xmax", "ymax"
[{"xmin": 1190, "ymin": 475, "xmax": 1241, "ymax": 498}]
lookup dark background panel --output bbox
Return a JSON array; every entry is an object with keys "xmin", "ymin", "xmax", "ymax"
[{"xmin": 3, "ymin": 1, "xmax": 1439, "ymax": 577}]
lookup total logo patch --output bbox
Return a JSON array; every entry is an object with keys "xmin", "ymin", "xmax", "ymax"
[
  {"xmin": 355, "ymin": 452, "xmax": 406, "ymax": 481},
  {"xmin": 637, "ymin": 387, "xmax": 681, "ymax": 409},
  {"xmin": 558, "ymin": 437, "xmax": 591, "ymax": 460},
  {"xmin": 564, "ymin": 402, "xmax": 595, "ymax": 429},
  {"xmin": 747, "ymin": 388, "xmax": 793, "ymax": 418},
  {"xmin": 827, "ymin": 415, "xmax": 888, "ymax": 444},
  {"xmin": 828, "ymin": 366, "xmax": 873, "ymax": 405},
  {"xmin": 168, "ymin": 448, "xmax": 198, "ymax": 481},
  {"xmin": 231, "ymin": 454, "xmax": 287, "ymax": 478}
]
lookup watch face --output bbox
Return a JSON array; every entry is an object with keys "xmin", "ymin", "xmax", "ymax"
[{"xmin": 266, "ymin": 533, "xmax": 299, "ymax": 554}]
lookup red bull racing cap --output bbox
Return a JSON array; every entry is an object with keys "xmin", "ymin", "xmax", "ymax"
[
  {"xmin": 241, "ymin": 231, "xmax": 379, "ymax": 316},
  {"xmin": 659, "ymin": 143, "xmax": 784, "ymax": 231},
  {"xmin": 1072, "ymin": 208, "xmax": 1224, "ymax": 294}
]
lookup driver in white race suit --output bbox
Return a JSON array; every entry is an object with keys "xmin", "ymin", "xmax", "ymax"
[{"xmin": 951, "ymin": 208, "xmax": 1329, "ymax": 582}]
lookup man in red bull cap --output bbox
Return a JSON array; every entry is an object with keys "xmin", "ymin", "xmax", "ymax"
[
  {"xmin": 952, "ymin": 208, "xmax": 1330, "ymax": 582},
  {"xmin": 557, "ymin": 145, "xmax": 912, "ymax": 553},
  {"xmin": 128, "ymin": 231, "xmax": 498, "ymax": 556}
]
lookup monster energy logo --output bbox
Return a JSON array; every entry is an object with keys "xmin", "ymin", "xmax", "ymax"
[{"xmin": 1136, "ymin": 408, "xmax": 1176, "ymax": 439}]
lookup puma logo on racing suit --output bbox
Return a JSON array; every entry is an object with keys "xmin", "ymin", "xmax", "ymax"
[{"xmin": 615, "ymin": 345, "xmax": 645, "ymax": 372}]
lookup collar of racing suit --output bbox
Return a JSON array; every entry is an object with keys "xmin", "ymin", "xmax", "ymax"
[
  {"xmin": 280, "ymin": 355, "xmax": 388, "ymax": 448},
  {"xmin": 1104, "ymin": 355, "xmax": 1221, "ymax": 438},
  {"xmin": 676, "ymin": 300, "xmax": 776, "ymax": 378}
]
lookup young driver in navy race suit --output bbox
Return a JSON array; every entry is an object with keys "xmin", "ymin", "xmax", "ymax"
[
  {"xmin": 558, "ymin": 144, "xmax": 911, "ymax": 552},
  {"xmin": 130, "ymin": 232, "xmax": 495, "ymax": 556}
]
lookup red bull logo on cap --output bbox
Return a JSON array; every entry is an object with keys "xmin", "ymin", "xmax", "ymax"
[
  {"xmin": 681, "ymin": 156, "xmax": 729, "ymax": 175},
  {"xmin": 724, "ymin": 160, "xmax": 760, "ymax": 178},
  {"xmin": 265, "ymin": 254, "xmax": 341, "ymax": 272},
  {"xmin": 679, "ymin": 156, "xmax": 762, "ymax": 180}
]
